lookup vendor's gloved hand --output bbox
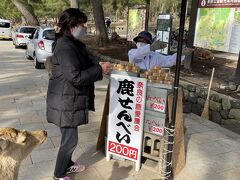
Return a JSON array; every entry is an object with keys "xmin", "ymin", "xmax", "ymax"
[
  {"xmin": 99, "ymin": 61, "xmax": 110, "ymax": 75},
  {"xmin": 182, "ymin": 47, "xmax": 194, "ymax": 55},
  {"xmin": 150, "ymin": 40, "xmax": 167, "ymax": 51}
]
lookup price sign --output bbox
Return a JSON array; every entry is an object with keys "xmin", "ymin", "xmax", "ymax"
[{"xmin": 106, "ymin": 74, "xmax": 147, "ymax": 171}]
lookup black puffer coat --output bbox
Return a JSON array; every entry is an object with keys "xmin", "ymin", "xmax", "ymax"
[{"xmin": 47, "ymin": 35, "xmax": 103, "ymax": 127}]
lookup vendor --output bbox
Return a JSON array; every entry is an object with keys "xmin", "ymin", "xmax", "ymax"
[{"xmin": 128, "ymin": 31, "xmax": 191, "ymax": 70}]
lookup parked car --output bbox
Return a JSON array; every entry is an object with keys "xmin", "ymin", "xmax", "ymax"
[
  {"xmin": 25, "ymin": 26, "xmax": 55, "ymax": 69},
  {"xmin": 0, "ymin": 19, "xmax": 12, "ymax": 40},
  {"xmin": 12, "ymin": 26, "xmax": 36, "ymax": 48}
]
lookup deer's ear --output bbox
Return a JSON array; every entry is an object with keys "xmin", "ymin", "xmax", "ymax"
[
  {"xmin": 17, "ymin": 133, "xmax": 27, "ymax": 143},
  {"xmin": 0, "ymin": 138, "xmax": 9, "ymax": 151}
]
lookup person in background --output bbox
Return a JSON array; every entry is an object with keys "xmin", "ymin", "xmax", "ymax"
[
  {"xmin": 105, "ymin": 18, "xmax": 111, "ymax": 29},
  {"xmin": 128, "ymin": 31, "xmax": 192, "ymax": 70},
  {"xmin": 46, "ymin": 8, "xmax": 109, "ymax": 180}
]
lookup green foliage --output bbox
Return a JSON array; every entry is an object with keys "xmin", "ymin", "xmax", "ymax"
[
  {"xmin": 79, "ymin": 0, "xmax": 92, "ymax": 13},
  {"xmin": 112, "ymin": 0, "xmax": 117, "ymax": 10},
  {"xmin": 235, "ymin": 11, "xmax": 240, "ymax": 23},
  {"xmin": 101, "ymin": 0, "xmax": 128, "ymax": 19},
  {"xmin": 30, "ymin": 0, "xmax": 70, "ymax": 18},
  {"xmin": 100, "ymin": 0, "xmax": 181, "ymax": 21},
  {"xmin": 0, "ymin": 0, "xmax": 183, "ymax": 24},
  {"xmin": 128, "ymin": 0, "xmax": 146, "ymax": 6},
  {"xmin": 0, "ymin": 0, "xmax": 70, "ymax": 22},
  {"xmin": 0, "ymin": 0, "xmax": 21, "ymax": 20}
]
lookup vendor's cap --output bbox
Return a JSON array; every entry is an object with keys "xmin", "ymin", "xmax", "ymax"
[{"xmin": 133, "ymin": 31, "xmax": 153, "ymax": 44}]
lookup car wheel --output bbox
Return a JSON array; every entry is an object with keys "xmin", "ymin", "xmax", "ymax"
[
  {"xmin": 15, "ymin": 45, "xmax": 18, "ymax": 49},
  {"xmin": 34, "ymin": 56, "xmax": 42, "ymax": 69}
]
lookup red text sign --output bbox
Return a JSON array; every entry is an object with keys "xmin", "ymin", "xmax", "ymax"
[{"xmin": 108, "ymin": 141, "xmax": 138, "ymax": 160}]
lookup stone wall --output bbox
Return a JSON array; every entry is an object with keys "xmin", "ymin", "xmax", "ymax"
[{"xmin": 181, "ymin": 81, "xmax": 240, "ymax": 134}]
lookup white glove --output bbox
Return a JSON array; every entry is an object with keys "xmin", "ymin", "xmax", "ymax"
[
  {"xmin": 150, "ymin": 40, "xmax": 167, "ymax": 51},
  {"xmin": 182, "ymin": 47, "xmax": 194, "ymax": 55}
]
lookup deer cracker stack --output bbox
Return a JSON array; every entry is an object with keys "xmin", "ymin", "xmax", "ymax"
[
  {"xmin": 140, "ymin": 66, "xmax": 173, "ymax": 85},
  {"xmin": 111, "ymin": 62, "xmax": 140, "ymax": 74}
]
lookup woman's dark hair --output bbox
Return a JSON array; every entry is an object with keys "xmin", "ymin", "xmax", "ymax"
[{"xmin": 56, "ymin": 8, "xmax": 87, "ymax": 39}]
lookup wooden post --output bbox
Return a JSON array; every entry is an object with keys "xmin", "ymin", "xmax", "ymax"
[
  {"xmin": 166, "ymin": 0, "xmax": 187, "ymax": 178},
  {"xmin": 96, "ymin": 85, "xmax": 110, "ymax": 151},
  {"xmin": 234, "ymin": 51, "xmax": 240, "ymax": 84},
  {"xmin": 167, "ymin": 89, "xmax": 185, "ymax": 177}
]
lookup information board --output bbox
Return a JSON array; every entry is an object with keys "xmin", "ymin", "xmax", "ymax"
[
  {"xmin": 198, "ymin": 0, "xmax": 240, "ymax": 8},
  {"xmin": 127, "ymin": 6, "xmax": 146, "ymax": 42},
  {"xmin": 156, "ymin": 14, "xmax": 172, "ymax": 55},
  {"xmin": 106, "ymin": 74, "xmax": 147, "ymax": 171},
  {"xmin": 194, "ymin": 1, "xmax": 240, "ymax": 53}
]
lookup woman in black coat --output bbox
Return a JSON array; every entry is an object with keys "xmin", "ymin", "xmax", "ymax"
[{"xmin": 47, "ymin": 8, "xmax": 109, "ymax": 180}]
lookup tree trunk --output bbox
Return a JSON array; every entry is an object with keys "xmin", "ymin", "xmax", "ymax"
[
  {"xmin": 90, "ymin": 0, "xmax": 109, "ymax": 46},
  {"xmin": 70, "ymin": 0, "xmax": 79, "ymax": 8},
  {"xmin": 11, "ymin": 0, "xmax": 39, "ymax": 26},
  {"xmin": 184, "ymin": 0, "xmax": 198, "ymax": 71},
  {"xmin": 21, "ymin": 16, "xmax": 26, "ymax": 25}
]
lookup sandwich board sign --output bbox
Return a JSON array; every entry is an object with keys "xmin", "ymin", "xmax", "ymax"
[{"xmin": 106, "ymin": 73, "xmax": 147, "ymax": 171}]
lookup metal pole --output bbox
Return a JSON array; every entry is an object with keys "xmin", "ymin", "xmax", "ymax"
[{"xmin": 166, "ymin": 0, "xmax": 187, "ymax": 179}]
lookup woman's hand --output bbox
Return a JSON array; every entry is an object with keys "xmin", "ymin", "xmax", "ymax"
[{"xmin": 99, "ymin": 61, "xmax": 110, "ymax": 75}]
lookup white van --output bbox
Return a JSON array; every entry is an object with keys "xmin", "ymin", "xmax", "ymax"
[{"xmin": 0, "ymin": 19, "xmax": 12, "ymax": 39}]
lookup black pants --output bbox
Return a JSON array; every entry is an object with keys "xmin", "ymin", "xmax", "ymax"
[{"xmin": 54, "ymin": 127, "xmax": 78, "ymax": 178}]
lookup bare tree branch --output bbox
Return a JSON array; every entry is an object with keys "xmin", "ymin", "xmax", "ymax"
[{"xmin": 11, "ymin": 0, "xmax": 39, "ymax": 26}]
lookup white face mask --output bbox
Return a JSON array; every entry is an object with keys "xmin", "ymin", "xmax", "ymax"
[
  {"xmin": 71, "ymin": 26, "xmax": 87, "ymax": 40},
  {"xmin": 136, "ymin": 42, "xmax": 147, "ymax": 48}
]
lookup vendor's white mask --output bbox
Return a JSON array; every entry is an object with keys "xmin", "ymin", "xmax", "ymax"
[
  {"xmin": 136, "ymin": 42, "xmax": 147, "ymax": 48},
  {"xmin": 71, "ymin": 26, "xmax": 87, "ymax": 40}
]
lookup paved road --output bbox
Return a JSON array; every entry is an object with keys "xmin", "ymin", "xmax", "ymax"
[
  {"xmin": 0, "ymin": 41, "xmax": 108, "ymax": 180},
  {"xmin": 1, "ymin": 40, "xmax": 240, "ymax": 180}
]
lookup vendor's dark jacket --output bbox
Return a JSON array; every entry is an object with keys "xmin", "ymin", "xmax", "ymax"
[{"xmin": 47, "ymin": 34, "xmax": 103, "ymax": 127}]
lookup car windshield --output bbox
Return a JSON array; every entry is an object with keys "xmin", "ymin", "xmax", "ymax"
[
  {"xmin": 42, "ymin": 29, "xmax": 55, "ymax": 40},
  {"xmin": 20, "ymin": 27, "xmax": 35, "ymax": 34},
  {"xmin": 0, "ymin": 22, "xmax": 10, "ymax": 28}
]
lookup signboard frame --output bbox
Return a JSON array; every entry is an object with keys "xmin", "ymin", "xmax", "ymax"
[
  {"xmin": 194, "ymin": 0, "xmax": 240, "ymax": 53},
  {"xmin": 198, "ymin": 0, "xmax": 240, "ymax": 8},
  {"xmin": 156, "ymin": 14, "xmax": 172, "ymax": 55},
  {"xmin": 106, "ymin": 74, "xmax": 147, "ymax": 171},
  {"xmin": 127, "ymin": 5, "xmax": 147, "ymax": 42}
]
